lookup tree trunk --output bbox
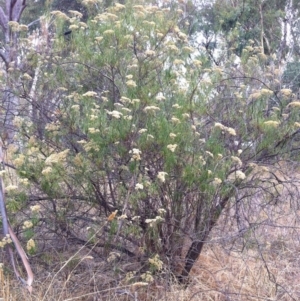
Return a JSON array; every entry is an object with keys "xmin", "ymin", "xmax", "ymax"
[
  {"xmin": 2, "ymin": 89, "xmax": 18, "ymax": 144},
  {"xmin": 178, "ymin": 195, "xmax": 231, "ymax": 286},
  {"xmin": 178, "ymin": 239, "xmax": 205, "ymax": 285}
]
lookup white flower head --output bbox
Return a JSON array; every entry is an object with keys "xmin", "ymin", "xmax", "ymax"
[
  {"xmin": 118, "ymin": 214, "xmax": 128, "ymax": 220},
  {"xmin": 138, "ymin": 128, "xmax": 147, "ymax": 134},
  {"xmin": 225, "ymin": 127, "xmax": 236, "ymax": 136},
  {"xmin": 71, "ymin": 104, "xmax": 80, "ymax": 111},
  {"xmin": 26, "ymin": 239, "xmax": 35, "ymax": 252},
  {"xmin": 148, "ymin": 254, "xmax": 163, "ymax": 270},
  {"xmin": 13, "ymin": 116, "xmax": 24, "ymax": 128},
  {"xmin": 145, "ymin": 50, "xmax": 155, "ymax": 56},
  {"xmin": 103, "ymin": 29, "xmax": 114, "ymax": 35},
  {"xmin": 231, "ymin": 156, "xmax": 243, "ymax": 168},
  {"xmin": 155, "ymin": 93, "xmax": 166, "ymax": 101},
  {"xmin": 280, "ymin": 89, "xmax": 292, "ymax": 97},
  {"xmin": 135, "ymin": 183, "xmax": 144, "ymax": 190},
  {"xmin": 95, "ymin": 36, "xmax": 103, "ymax": 43},
  {"xmin": 107, "ymin": 252, "xmax": 120, "ymax": 263},
  {"xmin": 106, "ymin": 110, "xmax": 123, "ymax": 119},
  {"xmin": 263, "ymin": 120, "xmax": 280, "ymax": 127},
  {"xmin": 0, "ymin": 170, "xmax": 7, "ymax": 176},
  {"xmin": 30, "ymin": 205, "xmax": 41, "ymax": 213},
  {"xmin": 171, "ymin": 117, "xmax": 181, "ymax": 124},
  {"xmin": 167, "ymin": 144, "xmax": 177, "ymax": 152},
  {"xmin": 141, "ymin": 271, "xmax": 154, "ymax": 282},
  {"xmin": 69, "ymin": 24, "xmax": 79, "ymax": 30},
  {"xmin": 214, "ymin": 122, "xmax": 225, "ymax": 130},
  {"xmin": 205, "ymin": 151, "xmax": 214, "ymax": 158},
  {"xmin": 6, "ymin": 185, "xmax": 18, "ymax": 192},
  {"xmin": 42, "ymin": 166, "xmax": 53, "ymax": 175},
  {"xmin": 120, "ymin": 96, "xmax": 131, "ymax": 103},
  {"xmin": 69, "ymin": 10, "xmax": 83, "ymax": 18},
  {"xmin": 23, "ymin": 220, "xmax": 33, "ymax": 229},
  {"xmin": 288, "ymin": 101, "xmax": 300, "ymax": 108},
  {"xmin": 212, "ymin": 177, "xmax": 222, "ymax": 186},
  {"xmin": 158, "ymin": 208, "xmax": 166, "ymax": 215},
  {"xmin": 129, "ymin": 148, "xmax": 142, "ymax": 161},
  {"xmin": 157, "ymin": 171, "xmax": 168, "ymax": 183},
  {"xmin": 88, "ymin": 128, "xmax": 100, "ymax": 134},
  {"xmin": 126, "ymin": 80, "xmax": 137, "ymax": 87},
  {"xmin": 82, "ymin": 91, "xmax": 97, "ymax": 97},
  {"xmin": 172, "ymin": 104, "xmax": 181, "ymax": 109},
  {"xmin": 143, "ymin": 106, "xmax": 160, "ymax": 113},
  {"xmin": 235, "ymin": 170, "xmax": 246, "ymax": 180},
  {"xmin": 45, "ymin": 149, "xmax": 69, "ymax": 165}
]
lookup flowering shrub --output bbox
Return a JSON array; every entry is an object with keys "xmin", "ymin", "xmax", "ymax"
[{"xmin": 5, "ymin": 0, "xmax": 300, "ymax": 283}]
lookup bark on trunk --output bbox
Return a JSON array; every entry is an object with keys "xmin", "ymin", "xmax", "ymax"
[
  {"xmin": 178, "ymin": 239, "xmax": 205, "ymax": 285},
  {"xmin": 178, "ymin": 195, "xmax": 231, "ymax": 286}
]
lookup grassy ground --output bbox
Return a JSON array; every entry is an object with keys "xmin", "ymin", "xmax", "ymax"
[
  {"xmin": 1, "ymin": 204, "xmax": 300, "ymax": 301},
  {"xmin": 1, "ymin": 242, "xmax": 299, "ymax": 301},
  {"xmin": 1, "ymin": 164, "xmax": 300, "ymax": 300}
]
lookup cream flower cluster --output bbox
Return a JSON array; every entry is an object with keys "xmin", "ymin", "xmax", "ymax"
[
  {"xmin": 23, "ymin": 220, "xmax": 33, "ymax": 229},
  {"xmin": 214, "ymin": 122, "xmax": 236, "ymax": 136},
  {"xmin": 148, "ymin": 254, "xmax": 163, "ymax": 270},
  {"xmin": 45, "ymin": 149, "xmax": 69, "ymax": 165},
  {"xmin": 26, "ymin": 239, "xmax": 35, "ymax": 252},
  {"xmin": 157, "ymin": 171, "xmax": 168, "ymax": 182},
  {"xmin": 129, "ymin": 148, "xmax": 142, "ymax": 161},
  {"xmin": 0, "ymin": 234, "xmax": 12, "ymax": 248}
]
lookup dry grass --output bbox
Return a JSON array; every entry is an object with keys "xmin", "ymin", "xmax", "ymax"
[
  {"xmin": 2, "ymin": 244, "xmax": 299, "ymax": 301},
  {"xmin": 1, "ymin": 164, "xmax": 300, "ymax": 300},
  {"xmin": 2, "ymin": 210, "xmax": 300, "ymax": 301}
]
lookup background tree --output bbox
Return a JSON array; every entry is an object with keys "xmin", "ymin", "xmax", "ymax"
[
  {"xmin": 187, "ymin": 0, "xmax": 300, "ymax": 63},
  {"xmin": 0, "ymin": 0, "xmax": 28, "ymax": 144}
]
